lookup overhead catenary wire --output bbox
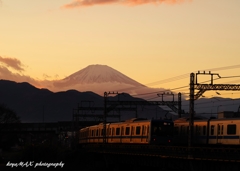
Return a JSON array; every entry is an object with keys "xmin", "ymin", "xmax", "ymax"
[
  {"xmin": 112, "ymin": 64, "xmax": 240, "ymax": 99},
  {"xmin": 135, "ymin": 75, "xmax": 240, "ymax": 100}
]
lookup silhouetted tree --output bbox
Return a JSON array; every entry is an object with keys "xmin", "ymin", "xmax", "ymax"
[
  {"xmin": 0, "ymin": 103, "xmax": 20, "ymax": 124},
  {"xmin": 0, "ymin": 103, "xmax": 20, "ymax": 150}
]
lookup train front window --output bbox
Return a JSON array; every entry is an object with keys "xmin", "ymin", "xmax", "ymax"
[{"xmin": 151, "ymin": 121, "xmax": 173, "ymax": 136}]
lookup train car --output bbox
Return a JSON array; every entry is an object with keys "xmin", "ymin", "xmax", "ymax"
[
  {"xmin": 173, "ymin": 117, "xmax": 209, "ymax": 145},
  {"xmin": 79, "ymin": 118, "xmax": 174, "ymax": 145},
  {"xmin": 207, "ymin": 118, "xmax": 240, "ymax": 145},
  {"xmin": 173, "ymin": 117, "xmax": 240, "ymax": 146}
]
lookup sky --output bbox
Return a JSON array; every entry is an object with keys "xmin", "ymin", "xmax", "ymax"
[{"xmin": 0, "ymin": 0, "xmax": 240, "ymax": 99}]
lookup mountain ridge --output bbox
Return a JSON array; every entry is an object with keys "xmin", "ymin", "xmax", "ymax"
[{"xmin": 0, "ymin": 79, "xmax": 168, "ymax": 122}]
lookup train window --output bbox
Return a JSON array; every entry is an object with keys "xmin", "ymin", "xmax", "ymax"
[
  {"xmin": 221, "ymin": 125, "xmax": 224, "ymax": 135},
  {"xmin": 227, "ymin": 124, "xmax": 236, "ymax": 135},
  {"xmin": 136, "ymin": 126, "xmax": 141, "ymax": 135},
  {"xmin": 210, "ymin": 125, "xmax": 215, "ymax": 135},
  {"xmin": 101, "ymin": 129, "xmax": 103, "ymax": 136},
  {"xmin": 203, "ymin": 126, "xmax": 206, "ymax": 135},
  {"xmin": 96, "ymin": 129, "xmax": 99, "ymax": 136},
  {"xmin": 125, "ymin": 127, "xmax": 130, "ymax": 135},
  {"xmin": 92, "ymin": 130, "xmax": 94, "ymax": 136},
  {"xmin": 116, "ymin": 128, "xmax": 120, "ymax": 135}
]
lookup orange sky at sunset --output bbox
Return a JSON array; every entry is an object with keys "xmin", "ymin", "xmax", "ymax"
[{"xmin": 0, "ymin": 0, "xmax": 240, "ymax": 99}]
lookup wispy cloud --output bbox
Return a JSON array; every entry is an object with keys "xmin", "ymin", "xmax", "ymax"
[
  {"xmin": 0, "ymin": 56, "xmax": 25, "ymax": 72},
  {"xmin": 0, "ymin": 66, "xmax": 38, "ymax": 84},
  {"xmin": 0, "ymin": 56, "xmax": 57, "ymax": 91},
  {"xmin": 62, "ymin": 0, "xmax": 189, "ymax": 8},
  {"xmin": 0, "ymin": 65, "xmax": 58, "ymax": 91}
]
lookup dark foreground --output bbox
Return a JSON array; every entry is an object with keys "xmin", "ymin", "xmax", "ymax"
[
  {"xmin": 1, "ymin": 143, "xmax": 240, "ymax": 171},
  {"xmin": 0, "ymin": 143, "xmax": 187, "ymax": 171}
]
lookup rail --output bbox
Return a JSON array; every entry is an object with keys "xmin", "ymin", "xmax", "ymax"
[{"xmin": 81, "ymin": 144, "xmax": 240, "ymax": 162}]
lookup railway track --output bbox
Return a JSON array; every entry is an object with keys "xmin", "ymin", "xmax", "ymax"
[{"xmin": 81, "ymin": 144, "xmax": 240, "ymax": 162}]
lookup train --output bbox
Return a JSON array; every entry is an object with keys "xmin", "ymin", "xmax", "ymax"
[
  {"xmin": 79, "ymin": 118, "xmax": 174, "ymax": 145},
  {"xmin": 174, "ymin": 117, "xmax": 240, "ymax": 146},
  {"xmin": 79, "ymin": 116, "xmax": 240, "ymax": 146}
]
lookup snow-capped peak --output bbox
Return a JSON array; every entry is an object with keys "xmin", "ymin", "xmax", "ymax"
[{"xmin": 61, "ymin": 64, "xmax": 144, "ymax": 86}]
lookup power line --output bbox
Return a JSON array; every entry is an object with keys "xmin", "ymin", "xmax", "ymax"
[
  {"xmin": 113, "ymin": 64, "xmax": 240, "ymax": 98},
  {"xmin": 195, "ymin": 102, "xmax": 240, "ymax": 110}
]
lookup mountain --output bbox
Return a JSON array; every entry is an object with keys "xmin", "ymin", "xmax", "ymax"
[
  {"xmin": 1, "ymin": 79, "xmax": 239, "ymax": 123},
  {"xmin": 0, "ymin": 80, "xmax": 168, "ymax": 123},
  {"xmin": 56, "ymin": 64, "xmax": 145, "ymax": 85},
  {"xmin": 50, "ymin": 64, "xmax": 169, "ymax": 97},
  {"xmin": 2, "ymin": 64, "xmax": 239, "ymax": 122},
  {"xmin": 0, "ymin": 80, "xmax": 102, "ymax": 122}
]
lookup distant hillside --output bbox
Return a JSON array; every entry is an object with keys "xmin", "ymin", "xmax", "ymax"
[
  {"xmin": 0, "ymin": 80, "xmax": 103, "ymax": 122},
  {"xmin": 0, "ymin": 80, "xmax": 168, "ymax": 123},
  {"xmin": 1, "ymin": 79, "xmax": 239, "ymax": 123}
]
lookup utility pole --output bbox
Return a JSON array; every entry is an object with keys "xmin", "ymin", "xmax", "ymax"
[
  {"xmin": 103, "ymin": 92, "xmax": 108, "ymax": 144},
  {"xmin": 42, "ymin": 105, "xmax": 44, "ymax": 123},
  {"xmin": 157, "ymin": 92, "xmax": 182, "ymax": 118},
  {"xmin": 189, "ymin": 73, "xmax": 195, "ymax": 150},
  {"xmin": 103, "ymin": 91, "xmax": 119, "ymax": 144},
  {"xmin": 178, "ymin": 92, "xmax": 182, "ymax": 118},
  {"xmin": 188, "ymin": 71, "xmax": 240, "ymax": 152}
]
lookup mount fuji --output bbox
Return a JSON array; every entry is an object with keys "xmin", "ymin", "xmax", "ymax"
[{"xmin": 50, "ymin": 64, "xmax": 167, "ymax": 97}]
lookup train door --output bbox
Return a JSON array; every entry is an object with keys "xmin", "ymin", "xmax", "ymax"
[
  {"xmin": 146, "ymin": 125, "xmax": 149, "ymax": 142},
  {"xmin": 217, "ymin": 123, "xmax": 223, "ymax": 144},
  {"xmin": 130, "ymin": 126, "xmax": 133, "ymax": 142},
  {"xmin": 136, "ymin": 126, "xmax": 141, "ymax": 143},
  {"xmin": 121, "ymin": 126, "xmax": 124, "ymax": 143},
  {"xmin": 141, "ymin": 125, "xmax": 145, "ymax": 142},
  {"xmin": 111, "ymin": 127, "xmax": 114, "ymax": 142},
  {"xmin": 180, "ymin": 125, "xmax": 186, "ymax": 144}
]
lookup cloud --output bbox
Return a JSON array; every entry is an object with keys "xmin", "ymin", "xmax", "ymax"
[
  {"xmin": 0, "ymin": 66, "xmax": 38, "ymax": 85},
  {"xmin": 0, "ymin": 56, "xmax": 63, "ymax": 92},
  {"xmin": 0, "ymin": 56, "xmax": 25, "ymax": 72},
  {"xmin": 0, "ymin": 65, "xmax": 58, "ymax": 91},
  {"xmin": 62, "ymin": 0, "xmax": 189, "ymax": 8}
]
